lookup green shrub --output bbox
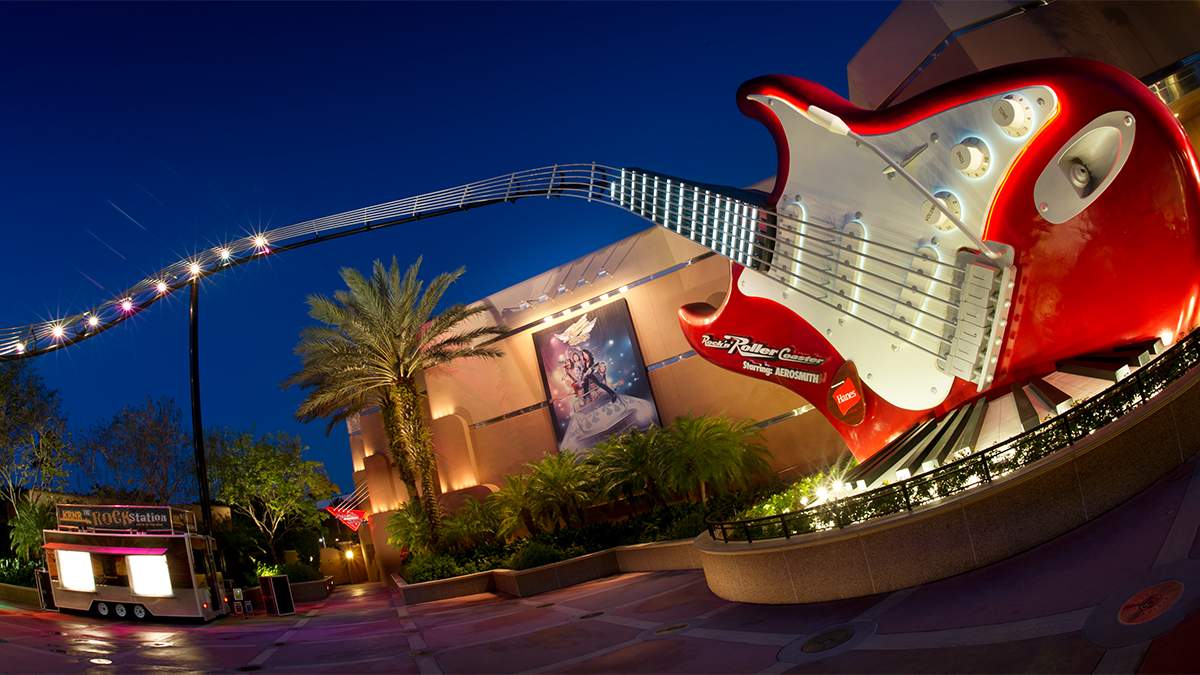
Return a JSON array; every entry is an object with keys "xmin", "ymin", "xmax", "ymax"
[
  {"xmin": 255, "ymin": 561, "xmax": 282, "ymax": 578},
  {"xmin": 404, "ymin": 554, "xmax": 464, "ymax": 583},
  {"xmin": 506, "ymin": 541, "xmax": 571, "ymax": 570},
  {"xmin": 0, "ymin": 558, "xmax": 38, "ymax": 587},
  {"xmin": 9, "ymin": 499, "xmax": 55, "ymax": 562},
  {"xmin": 387, "ymin": 502, "xmax": 433, "ymax": 555},
  {"xmin": 280, "ymin": 562, "xmax": 323, "ymax": 583}
]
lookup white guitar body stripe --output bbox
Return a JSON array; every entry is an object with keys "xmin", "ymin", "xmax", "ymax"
[{"xmin": 742, "ymin": 86, "xmax": 1056, "ymax": 411}]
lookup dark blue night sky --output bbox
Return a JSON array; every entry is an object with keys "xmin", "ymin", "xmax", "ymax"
[{"xmin": 0, "ymin": 2, "xmax": 894, "ymax": 491}]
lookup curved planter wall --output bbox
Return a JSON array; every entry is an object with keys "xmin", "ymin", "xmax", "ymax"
[{"xmin": 695, "ymin": 363, "xmax": 1200, "ymax": 604}]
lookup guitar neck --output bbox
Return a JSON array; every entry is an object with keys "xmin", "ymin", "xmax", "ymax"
[{"xmin": 611, "ymin": 169, "xmax": 770, "ymax": 268}]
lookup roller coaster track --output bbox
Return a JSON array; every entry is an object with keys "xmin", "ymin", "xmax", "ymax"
[{"xmin": 0, "ymin": 163, "xmax": 651, "ymax": 360}]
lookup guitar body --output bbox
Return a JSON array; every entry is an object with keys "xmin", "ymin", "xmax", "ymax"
[{"xmin": 679, "ymin": 58, "xmax": 1200, "ymax": 461}]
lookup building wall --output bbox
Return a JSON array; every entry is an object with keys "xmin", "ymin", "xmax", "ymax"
[{"xmin": 848, "ymin": 1, "xmax": 1200, "ymax": 110}]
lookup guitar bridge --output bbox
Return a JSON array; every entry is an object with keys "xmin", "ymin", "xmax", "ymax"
[{"xmin": 938, "ymin": 245, "xmax": 1016, "ymax": 390}]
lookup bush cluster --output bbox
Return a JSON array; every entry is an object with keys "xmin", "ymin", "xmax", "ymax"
[{"xmin": 0, "ymin": 558, "xmax": 38, "ymax": 587}]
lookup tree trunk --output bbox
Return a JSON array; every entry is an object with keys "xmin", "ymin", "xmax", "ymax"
[
  {"xmin": 646, "ymin": 478, "xmax": 667, "ymax": 510},
  {"xmin": 393, "ymin": 379, "xmax": 442, "ymax": 546},
  {"xmin": 700, "ymin": 481, "xmax": 707, "ymax": 504},
  {"xmin": 381, "ymin": 396, "xmax": 420, "ymax": 501},
  {"xmin": 520, "ymin": 509, "xmax": 540, "ymax": 537}
]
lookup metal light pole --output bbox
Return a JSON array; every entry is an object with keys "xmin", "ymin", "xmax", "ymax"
[{"xmin": 188, "ymin": 280, "xmax": 214, "ymax": 535}]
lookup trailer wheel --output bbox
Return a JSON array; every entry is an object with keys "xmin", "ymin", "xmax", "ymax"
[
  {"xmin": 132, "ymin": 605, "xmax": 147, "ymax": 620},
  {"xmin": 95, "ymin": 602, "xmax": 110, "ymax": 617}
]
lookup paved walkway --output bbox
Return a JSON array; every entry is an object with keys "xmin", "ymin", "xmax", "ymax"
[{"xmin": 2, "ymin": 457, "xmax": 1199, "ymax": 672}]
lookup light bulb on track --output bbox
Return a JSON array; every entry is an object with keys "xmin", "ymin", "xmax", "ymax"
[
  {"xmin": 50, "ymin": 325, "xmax": 64, "ymax": 340},
  {"xmin": 253, "ymin": 234, "xmax": 269, "ymax": 251},
  {"xmin": 189, "ymin": 262, "xmax": 202, "ymax": 277},
  {"xmin": 156, "ymin": 281, "xmax": 169, "ymax": 294},
  {"xmin": 219, "ymin": 247, "xmax": 232, "ymax": 261},
  {"xmin": 14, "ymin": 342, "xmax": 25, "ymax": 354},
  {"xmin": 119, "ymin": 299, "xmax": 133, "ymax": 313},
  {"xmin": 86, "ymin": 315, "xmax": 99, "ymax": 328}
]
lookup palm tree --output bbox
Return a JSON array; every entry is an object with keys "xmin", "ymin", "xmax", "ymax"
[
  {"xmin": 527, "ymin": 451, "xmax": 595, "ymax": 530},
  {"xmin": 590, "ymin": 427, "xmax": 669, "ymax": 509},
  {"xmin": 661, "ymin": 416, "xmax": 771, "ymax": 502},
  {"xmin": 287, "ymin": 257, "xmax": 504, "ymax": 543},
  {"xmin": 490, "ymin": 474, "xmax": 542, "ymax": 539}
]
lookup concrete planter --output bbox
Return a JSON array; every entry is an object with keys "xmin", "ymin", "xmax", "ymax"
[
  {"xmin": 291, "ymin": 576, "xmax": 335, "ymax": 603},
  {"xmin": 0, "ymin": 581, "xmax": 40, "ymax": 608},
  {"xmin": 395, "ymin": 537, "xmax": 700, "ymax": 605}
]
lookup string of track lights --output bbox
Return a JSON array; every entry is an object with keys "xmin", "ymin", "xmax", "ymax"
[{"xmin": 3, "ymin": 232, "xmax": 273, "ymax": 357}]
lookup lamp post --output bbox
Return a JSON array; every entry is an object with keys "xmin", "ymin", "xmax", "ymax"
[{"xmin": 188, "ymin": 280, "xmax": 214, "ymax": 535}]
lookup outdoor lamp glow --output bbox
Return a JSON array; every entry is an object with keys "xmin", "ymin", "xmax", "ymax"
[{"xmin": 344, "ymin": 549, "xmax": 354, "ymax": 560}]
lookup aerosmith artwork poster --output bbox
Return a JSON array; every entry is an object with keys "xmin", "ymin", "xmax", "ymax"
[{"xmin": 532, "ymin": 299, "xmax": 661, "ymax": 453}]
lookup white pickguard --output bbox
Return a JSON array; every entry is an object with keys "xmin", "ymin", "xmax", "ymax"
[{"xmin": 741, "ymin": 86, "xmax": 1057, "ymax": 410}]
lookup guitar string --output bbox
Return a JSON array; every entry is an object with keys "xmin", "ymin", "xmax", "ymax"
[
  {"xmin": 624, "ymin": 182, "xmax": 960, "ymax": 317},
  {"xmin": 609, "ymin": 175, "xmax": 956, "ymax": 352},
  {"xmin": 617, "ymin": 172, "xmax": 968, "ymax": 286},
  {"xmin": 617, "ymin": 171, "xmax": 968, "ymax": 276}
]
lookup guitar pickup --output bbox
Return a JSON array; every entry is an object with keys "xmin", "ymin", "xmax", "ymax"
[{"xmin": 937, "ymin": 246, "xmax": 1016, "ymax": 390}]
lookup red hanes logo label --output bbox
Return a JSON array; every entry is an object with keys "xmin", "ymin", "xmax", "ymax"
[
  {"xmin": 826, "ymin": 361, "xmax": 866, "ymax": 426},
  {"xmin": 832, "ymin": 379, "xmax": 860, "ymax": 415}
]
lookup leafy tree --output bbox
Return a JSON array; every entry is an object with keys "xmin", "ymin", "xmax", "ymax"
[
  {"xmin": 78, "ymin": 397, "xmax": 194, "ymax": 504},
  {"xmin": 661, "ymin": 416, "xmax": 770, "ymax": 502},
  {"xmin": 209, "ymin": 431, "xmax": 337, "ymax": 563},
  {"xmin": 590, "ymin": 427, "xmax": 669, "ymax": 509},
  {"xmin": 0, "ymin": 362, "xmax": 71, "ymax": 541},
  {"xmin": 490, "ymin": 473, "xmax": 541, "ymax": 539},
  {"xmin": 527, "ymin": 451, "xmax": 595, "ymax": 530},
  {"xmin": 9, "ymin": 496, "xmax": 55, "ymax": 561},
  {"xmin": 287, "ymin": 257, "xmax": 503, "ymax": 544}
]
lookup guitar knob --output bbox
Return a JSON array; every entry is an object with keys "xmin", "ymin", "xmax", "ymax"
[
  {"xmin": 951, "ymin": 137, "xmax": 990, "ymax": 177},
  {"xmin": 921, "ymin": 191, "xmax": 961, "ymax": 231},
  {"xmin": 992, "ymin": 94, "xmax": 1034, "ymax": 137}
]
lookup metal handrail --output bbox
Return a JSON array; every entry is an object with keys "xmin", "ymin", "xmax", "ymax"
[{"xmin": 707, "ymin": 328, "xmax": 1200, "ymax": 543}]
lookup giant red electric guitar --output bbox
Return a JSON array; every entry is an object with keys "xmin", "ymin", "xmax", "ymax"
[
  {"xmin": 661, "ymin": 58, "xmax": 1200, "ymax": 460},
  {"xmin": 5, "ymin": 59, "xmax": 1198, "ymax": 463}
]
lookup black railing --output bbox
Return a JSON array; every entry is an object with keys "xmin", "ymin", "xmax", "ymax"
[{"xmin": 707, "ymin": 330, "xmax": 1200, "ymax": 543}]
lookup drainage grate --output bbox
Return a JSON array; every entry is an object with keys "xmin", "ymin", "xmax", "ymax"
[
  {"xmin": 536, "ymin": 602, "xmax": 555, "ymax": 608},
  {"xmin": 654, "ymin": 623, "xmax": 688, "ymax": 635},
  {"xmin": 802, "ymin": 627, "xmax": 855, "ymax": 653},
  {"xmin": 579, "ymin": 611, "xmax": 604, "ymax": 619},
  {"xmin": 237, "ymin": 666, "xmax": 262, "ymax": 672}
]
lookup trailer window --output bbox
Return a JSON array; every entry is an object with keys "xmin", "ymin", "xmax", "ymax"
[
  {"xmin": 56, "ymin": 550, "xmax": 96, "ymax": 593},
  {"xmin": 94, "ymin": 555, "xmax": 129, "ymax": 587},
  {"xmin": 128, "ymin": 555, "xmax": 173, "ymax": 597}
]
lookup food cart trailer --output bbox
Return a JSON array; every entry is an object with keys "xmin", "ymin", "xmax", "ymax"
[{"xmin": 43, "ymin": 504, "xmax": 228, "ymax": 621}]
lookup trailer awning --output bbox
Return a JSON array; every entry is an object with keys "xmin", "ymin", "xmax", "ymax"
[{"xmin": 44, "ymin": 542, "xmax": 167, "ymax": 556}]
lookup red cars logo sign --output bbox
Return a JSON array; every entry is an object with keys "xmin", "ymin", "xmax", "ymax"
[
  {"xmin": 826, "ymin": 361, "xmax": 866, "ymax": 426},
  {"xmin": 326, "ymin": 507, "xmax": 367, "ymax": 532}
]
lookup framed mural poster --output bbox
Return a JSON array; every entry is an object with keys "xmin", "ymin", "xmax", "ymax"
[{"xmin": 532, "ymin": 298, "xmax": 661, "ymax": 453}]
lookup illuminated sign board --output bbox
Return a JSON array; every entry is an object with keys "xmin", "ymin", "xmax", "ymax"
[{"xmin": 55, "ymin": 504, "xmax": 182, "ymax": 533}]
